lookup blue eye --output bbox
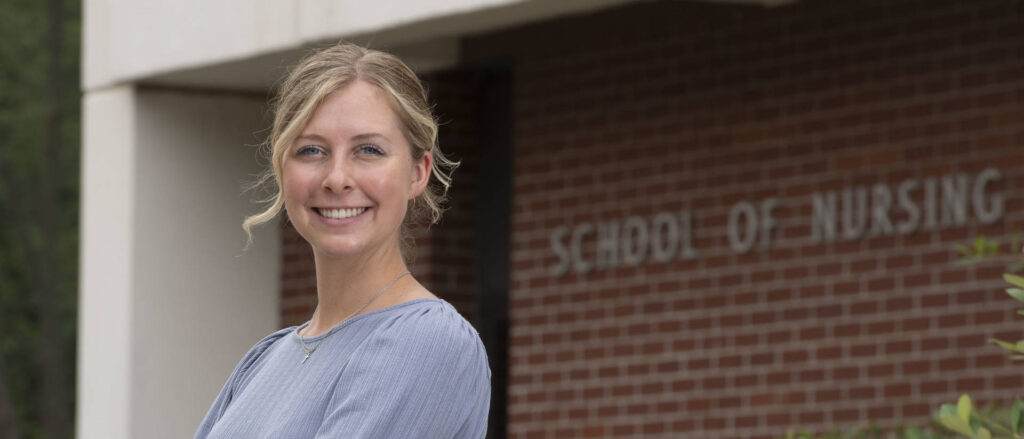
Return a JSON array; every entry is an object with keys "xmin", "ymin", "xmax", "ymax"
[
  {"xmin": 297, "ymin": 145, "xmax": 324, "ymax": 156},
  {"xmin": 358, "ymin": 144, "xmax": 384, "ymax": 156}
]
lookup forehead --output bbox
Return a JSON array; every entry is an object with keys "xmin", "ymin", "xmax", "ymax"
[{"xmin": 301, "ymin": 80, "xmax": 402, "ymax": 138}]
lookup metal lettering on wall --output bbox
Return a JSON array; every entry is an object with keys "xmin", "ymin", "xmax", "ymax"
[{"xmin": 549, "ymin": 168, "xmax": 1004, "ymax": 277}]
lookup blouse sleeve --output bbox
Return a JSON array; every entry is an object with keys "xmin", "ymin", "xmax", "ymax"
[
  {"xmin": 315, "ymin": 306, "xmax": 492, "ymax": 438},
  {"xmin": 194, "ymin": 328, "xmax": 291, "ymax": 439}
]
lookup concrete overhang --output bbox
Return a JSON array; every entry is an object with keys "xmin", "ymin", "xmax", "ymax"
[{"xmin": 91, "ymin": 0, "xmax": 796, "ymax": 93}]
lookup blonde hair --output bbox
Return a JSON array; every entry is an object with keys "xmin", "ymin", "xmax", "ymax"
[{"xmin": 243, "ymin": 42, "xmax": 458, "ymax": 254}]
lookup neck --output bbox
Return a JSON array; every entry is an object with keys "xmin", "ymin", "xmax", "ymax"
[{"xmin": 303, "ymin": 242, "xmax": 415, "ymax": 336}]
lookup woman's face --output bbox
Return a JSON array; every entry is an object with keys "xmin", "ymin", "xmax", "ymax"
[{"xmin": 282, "ymin": 80, "xmax": 431, "ymax": 260}]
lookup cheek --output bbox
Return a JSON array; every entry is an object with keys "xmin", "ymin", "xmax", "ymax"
[{"xmin": 281, "ymin": 168, "xmax": 308, "ymax": 208}]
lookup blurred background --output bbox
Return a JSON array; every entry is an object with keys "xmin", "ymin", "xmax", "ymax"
[
  {"xmin": 0, "ymin": 0, "xmax": 80, "ymax": 438},
  {"xmin": 3, "ymin": 0, "xmax": 1024, "ymax": 438}
]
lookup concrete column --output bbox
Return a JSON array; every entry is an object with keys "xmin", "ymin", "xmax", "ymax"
[
  {"xmin": 79, "ymin": 84, "xmax": 136, "ymax": 439},
  {"xmin": 78, "ymin": 87, "xmax": 281, "ymax": 439}
]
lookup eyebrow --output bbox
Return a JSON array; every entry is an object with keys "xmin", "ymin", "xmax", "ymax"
[
  {"xmin": 351, "ymin": 132, "xmax": 391, "ymax": 143},
  {"xmin": 295, "ymin": 133, "xmax": 328, "ymax": 143},
  {"xmin": 295, "ymin": 132, "xmax": 391, "ymax": 143}
]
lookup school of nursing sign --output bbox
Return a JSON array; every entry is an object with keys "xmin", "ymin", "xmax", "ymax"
[{"xmin": 549, "ymin": 168, "xmax": 1004, "ymax": 277}]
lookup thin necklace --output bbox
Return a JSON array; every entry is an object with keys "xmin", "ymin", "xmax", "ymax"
[{"xmin": 296, "ymin": 271, "xmax": 411, "ymax": 364}]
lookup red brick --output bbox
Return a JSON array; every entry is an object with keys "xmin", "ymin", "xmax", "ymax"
[
  {"xmin": 817, "ymin": 346, "xmax": 842, "ymax": 360},
  {"xmin": 851, "ymin": 301, "xmax": 878, "ymax": 315},
  {"xmin": 995, "ymin": 375, "xmax": 1024, "ymax": 388},
  {"xmin": 851, "ymin": 341, "xmax": 876, "ymax": 356},
  {"xmin": 799, "ymin": 369, "xmax": 825, "ymax": 382},
  {"xmin": 938, "ymin": 313, "xmax": 968, "ymax": 328},
  {"xmin": 886, "ymin": 297, "xmax": 913, "ymax": 312},
  {"xmin": 873, "ymin": 321, "xmax": 898, "ymax": 336},
  {"xmin": 816, "ymin": 389, "xmax": 842, "ymax": 403},
  {"xmin": 884, "ymin": 383, "xmax": 912, "ymax": 398},
  {"xmin": 800, "ymin": 327, "xmax": 826, "ymax": 340},
  {"xmin": 939, "ymin": 357, "xmax": 968, "ymax": 371},
  {"xmin": 717, "ymin": 396, "xmax": 741, "ymax": 409},
  {"xmin": 834, "ymin": 409, "xmax": 860, "ymax": 422},
  {"xmin": 867, "ymin": 363, "xmax": 894, "ymax": 378},
  {"xmin": 849, "ymin": 386, "xmax": 875, "ymax": 400},
  {"xmin": 766, "ymin": 371, "xmax": 792, "ymax": 385},
  {"xmin": 902, "ymin": 360, "xmax": 931, "ymax": 375},
  {"xmin": 867, "ymin": 406, "xmax": 895, "ymax": 420},
  {"xmin": 885, "ymin": 340, "xmax": 912, "ymax": 354},
  {"xmin": 975, "ymin": 353, "xmax": 1006, "ymax": 368},
  {"xmin": 902, "ymin": 317, "xmax": 930, "ymax": 331},
  {"xmin": 783, "ymin": 350, "xmax": 809, "ymax": 363},
  {"xmin": 956, "ymin": 378, "xmax": 985, "ymax": 392},
  {"xmin": 687, "ymin": 398, "xmax": 711, "ymax": 411}
]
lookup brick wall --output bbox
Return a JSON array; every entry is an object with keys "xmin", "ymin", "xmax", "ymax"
[
  {"xmin": 460, "ymin": 0, "xmax": 1024, "ymax": 437},
  {"xmin": 281, "ymin": 222, "xmax": 316, "ymax": 326}
]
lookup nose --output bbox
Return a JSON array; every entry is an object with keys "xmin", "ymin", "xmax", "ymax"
[{"xmin": 321, "ymin": 156, "xmax": 353, "ymax": 193}]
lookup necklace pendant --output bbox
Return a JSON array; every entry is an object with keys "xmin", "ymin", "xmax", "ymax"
[{"xmin": 302, "ymin": 352, "xmax": 310, "ymax": 364}]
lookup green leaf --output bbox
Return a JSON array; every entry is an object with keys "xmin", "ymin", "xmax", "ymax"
[
  {"xmin": 956, "ymin": 257, "xmax": 981, "ymax": 266},
  {"xmin": 975, "ymin": 235, "xmax": 988, "ymax": 254},
  {"xmin": 990, "ymin": 338, "xmax": 1024, "ymax": 352},
  {"xmin": 905, "ymin": 427, "xmax": 927, "ymax": 439},
  {"xmin": 956, "ymin": 244, "xmax": 973, "ymax": 256},
  {"xmin": 958, "ymin": 394, "xmax": 972, "ymax": 422},
  {"xmin": 939, "ymin": 413, "xmax": 974, "ymax": 436},
  {"xmin": 1012, "ymin": 398, "xmax": 1022, "ymax": 433},
  {"xmin": 977, "ymin": 426, "xmax": 991, "ymax": 439},
  {"xmin": 1007, "ymin": 288, "xmax": 1024, "ymax": 302},
  {"xmin": 1005, "ymin": 273, "xmax": 1024, "ymax": 288},
  {"xmin": 1009, "ymin": 260, "xmax": 1024, "ymax": 273},
  {"xmin": 939, "ymin": 403, "xmax": 957, "ymax": 417}
]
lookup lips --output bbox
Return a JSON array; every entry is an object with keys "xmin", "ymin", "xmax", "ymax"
[{"xmin": 315, "ymin": 207, "xmax": 369, "ymax": 219}]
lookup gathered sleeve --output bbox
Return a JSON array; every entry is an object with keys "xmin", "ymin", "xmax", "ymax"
[{"xmin": 315, "ymin": 307, "xmax": 492, "ymax": 438}]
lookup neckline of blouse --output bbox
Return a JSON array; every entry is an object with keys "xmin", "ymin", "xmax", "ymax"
[{"xmin": 293, "ymin": 297, "xmax": 445, "ymax": 342}]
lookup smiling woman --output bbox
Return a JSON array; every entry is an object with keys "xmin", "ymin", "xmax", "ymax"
[
  {"xmin": 194, "ymin": 43, "xmax": 491, "ymax": 439},
  {"xmin": 282, "ymin": 81, "xmax": 433, "ymax": 262}
]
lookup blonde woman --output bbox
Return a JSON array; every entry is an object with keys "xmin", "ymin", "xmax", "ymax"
[{"xmin": 195, "ymin": 43, "xmax": 491, "ymax": 438}]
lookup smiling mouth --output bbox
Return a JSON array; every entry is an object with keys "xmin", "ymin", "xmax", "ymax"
[{"xmin": 315, "ymin": 207, "xmax": 369, "ymax": 219}]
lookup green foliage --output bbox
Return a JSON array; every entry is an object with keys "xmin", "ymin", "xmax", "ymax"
[
  {"xmin": 955, "ymin": 235, "xmax": 1003, "ymax": 265},
  {"xmin": 934, "ymin": 395, "xmax": 1024, "ymax": 439},
  {"xmin": 956, "ymin": 234, "xmax": 1024, "ymax": 273},
  {"xmin": 987, "ymin": 271, "xmax": 1024, "ymax": 360},
  {"xmin": 0, "ymin": 0, "xmax": 81, "ymax": 437},
  {"xmin": 783, "ymin": 395, "xmax": 1024, "ymax": 439}
]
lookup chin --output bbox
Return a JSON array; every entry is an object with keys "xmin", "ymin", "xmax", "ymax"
[
  {"xmin": 309, "ymin": 241, "xmax": 366, "ymax": 259},
  {"xmin": 310, "ymin": 236, "xmax": 399, "ymax": 261}
]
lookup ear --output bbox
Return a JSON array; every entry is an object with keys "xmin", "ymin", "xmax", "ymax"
[{"xmin": 409, "ymin": 151, "xmax": 432, "ymax": 199}]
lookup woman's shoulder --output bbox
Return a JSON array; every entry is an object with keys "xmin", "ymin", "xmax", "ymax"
[
  {"xmin": 360, "ymin": 298, "xmax": 487, "ymax": 362},
  {"xmin": 348, "ymin": 298, "xmax": 491, "ymax": 385},
  {"xmin": 379, "ymin": 298, "xmax": 481, "ymax": 342},
  {"xmin": 233, "ymin": 326, "xmax": 294, "ymax": 377}
]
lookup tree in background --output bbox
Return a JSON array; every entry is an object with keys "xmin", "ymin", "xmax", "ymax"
[{"xmin": 0, "ymin": 0, "xmax": 80, "ymax": 437}]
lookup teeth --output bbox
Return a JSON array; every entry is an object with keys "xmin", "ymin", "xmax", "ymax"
[{"xmin": 318, "ymin": 207, "xmax": 367, "ymax": 219}]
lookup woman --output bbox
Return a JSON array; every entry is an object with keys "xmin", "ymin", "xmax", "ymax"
[{"xmin": 195, "ymin": 43, "xmax": 491, "ymax": 438}]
